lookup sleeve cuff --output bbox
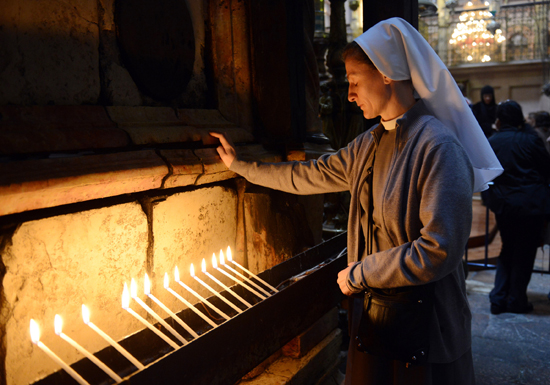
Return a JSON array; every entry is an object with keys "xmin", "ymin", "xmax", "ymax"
[{"xmin": 346, "ymin": 261, "xmax": 365, "ymax": 293}]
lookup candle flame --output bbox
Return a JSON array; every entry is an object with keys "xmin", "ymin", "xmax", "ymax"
[
  {"xmin": 201, "ymin": 258, "xmax": 206, "ymax": 273},
  {"xmin": 219, "ymin": 250, "xmax": 225, "ymax": 265},
  {"xmin": 30, "ymin": 319, "xmax": 40, "ymax": 343},
  {"xmin": 82, "ymin": 305, "xmax": 90, "ymax": 325},
  {"xmin": 227, "ymin": 246, "xmax": 232, "ymax": 261},
  {"xmin": 212, "ymin": 253, "xmax": 218, "ymax": 269},
  {"xmin": 122, "ymin": 283, "xmax": 130, "ymax": 309},
  {"xmin": 130, "ymin": 278, "xmax": 137, "ymax": 299},
  {"xmin": 54, "ymin": 314, "xmax": 63, "ymax": 335},
  {"xmin": 144, "ymin": 273, "xmax": 151, "ymax": 296},
  {"xmin": 190, "ymin": 263, "xmax": 195, "ymax": 277},
  {"xmin": 175, "ymin": 266, "xmax": 180, "ymax": 282},
  {"xmin": 164, "ymin": 272, "xmax": 169, "ymax": 288}
]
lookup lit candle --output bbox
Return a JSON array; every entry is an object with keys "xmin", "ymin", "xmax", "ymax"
[
  {"xmin": 131, "ymin": 278, "xmax": 187, "ymax": 345},
  {"xmin": 122, "ymin": 282, "xmax": 179, "ymax": 350},
  {"xmin": 216, "ymin": 251, "xmax": 267, "ymax": 300},
  {"xmin": 144, "ymin": 274, "xmax": 199, "ymax": 339},
  {"xmin": 226, "ymin": 246, "xmax": 278, "ymax": 293},
  {"xmin": 207, "ymin": 254, "xmax": 252, "ymax": 308},
  {"xmin": 175, "ymin": 266, "xmax": 231, "ymax": 320},
  {"xmin": 192, "ymin": 262, "xmax": 243, "ymax": 314},
  {"xmin": 165, "ymin": 271, "xmax": 220, "ymax": 327},
  {"xmin": 29, "ymin": 319, "xmax": 90, "ymax": 385},
  {"xmin": 54, "ymin": 315, "xmax": 122, "ymax": 383},
  {"xmin": 82, "ymin": 305, "xmax": 145, "ymax": 371},
  {"xmin": 219, "ymin": 250, "xmax": 271, "ymax": 297}
]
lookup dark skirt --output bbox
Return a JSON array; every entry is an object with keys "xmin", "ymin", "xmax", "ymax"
[{"xmin": 344, "ymin": 297, "xmax": 475, "ymax": 385}]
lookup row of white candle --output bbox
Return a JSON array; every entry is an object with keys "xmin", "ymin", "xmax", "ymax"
[{"xmin": 30, "ymin": 247, "xmax": 277, "ymax": 384}]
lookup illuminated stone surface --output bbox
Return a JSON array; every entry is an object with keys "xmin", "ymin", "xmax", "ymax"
[
  {"xmin": 151, "ymin": 186, "xmax": 238, "ymax": 319},
  {"xmin": 2, "ymin": 202, "xmax": 148, "ymax": 385}
]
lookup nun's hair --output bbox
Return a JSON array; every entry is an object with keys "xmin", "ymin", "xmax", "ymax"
[
  {"xmin": 496, "ymin": 100, "xmax": 525, "ymax": 130},
  {"xmin": 341, "ymin": 41, "xmax": 376, "ymax": 69}
]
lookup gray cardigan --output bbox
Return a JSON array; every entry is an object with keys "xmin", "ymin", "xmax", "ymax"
[{"xmin": 230, "ymin": 100, "xmax": 474, "ymax": 362}]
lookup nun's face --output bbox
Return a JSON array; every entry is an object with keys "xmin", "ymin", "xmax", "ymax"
[{"xmin": 346, "ymin": 58, "xmax": 390, "ymax": 120}]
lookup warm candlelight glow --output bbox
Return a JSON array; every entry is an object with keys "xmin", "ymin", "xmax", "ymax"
[
  {"xmin": 122, "ymin": 283, "xmax": 130, "ymax": 309},
  {"xmin": 30, "ymin": 319, "xmax": 40, "ymax": 343},
  {"xmin": 82, "ymin": 305, "xmax": 90, "ymax": 325},
  {"xmin": 29, "ymin": 319, "xmax": 90, "ymax": 385},
  {"xmin": 220, "ymin": 250, "xmax": 225, "ymax": 265},
  {"xmin": 56, "ymin": 314, "xmax": 123, "ymax": 382},
  {"xmin": 175, "ymin": 266, "xmax": 180, "ymax": 281},
  {"xmin": 146, "ymin": 274, "xmax": 198, "ymax": 340},
  {"xmin": 130, "ymin": 278, "xmax": 138, "ymax": 298},
  {"xmin": 224, "ymin": 245, "xmax": 278, "ymax": 293},
  {"xmin": 190, "ymin": 264, "xmax": 195, "ymax": 277},
  {"xmin": 201, "ymin": 258, "xmax": 206, "ymax": 273},
  {"xmin": 54, "ymin": 314, "xmax": 63, "ymax": 335},
  {"xmin": 221, "ymin": 263, "xmax": 271, "ymax": 297},
  {"xmin": 82, "ymin": 305, "xmax": 144, "ymax": 371},
  {"xmin": 203, "ymin": 258, "xmax": 252, "ymax": 309},
  {"xmin": 192, "ymin": 265, "xmax": 244, "ymax": 314},
  {"xmin": 215, "ymin": 263, "xmax": 267, "ymax": 300},
  {"xmin": 144, "ymin": 274, "xmax": 151, "ymax": 295},
  {"xmin": 164, "ymin": 272, "xmax": 169, "ymax": 288}
]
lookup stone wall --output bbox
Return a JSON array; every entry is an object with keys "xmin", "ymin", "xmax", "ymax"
[
  {"xmin": 0, "ymin": 181, "xmax": 321, "ymax": 385},
  {"xmin": 0, "ymin": 0, "xmax": 208, "ymax": 107},
  {"xmin": 0, "ymin": 0, "xmax": 326, "ymax": 383},
  {"xmin": 1, "ymin": 186, "xmax": 238, "ymax": 384}
]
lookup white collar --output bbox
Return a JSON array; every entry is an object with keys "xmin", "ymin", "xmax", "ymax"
[{"xmin": 381, "ymin": 114, "xmax": 403, "ymax": 131}]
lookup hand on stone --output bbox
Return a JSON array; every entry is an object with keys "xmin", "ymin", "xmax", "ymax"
[{"xmin": 210, "ymin": 132, "xmax": 237, "ymax": 169}]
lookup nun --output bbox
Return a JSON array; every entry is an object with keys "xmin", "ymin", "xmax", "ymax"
[{"xmin": 211, "ymin": 17, "xmax": 502, "ymax": 385}]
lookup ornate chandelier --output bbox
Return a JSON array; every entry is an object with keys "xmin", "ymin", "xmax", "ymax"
[{"xmin": 449, "ymin": 10, "xmax": 505, "ymax": 63}]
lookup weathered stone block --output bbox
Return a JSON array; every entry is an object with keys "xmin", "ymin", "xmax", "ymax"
[
  {"xmin": 0, "ymin": 106, "xmax": 130, "ymax": 155},
  {"xmin": 151, "ymin": 186, "xmax": 238, "ymax": 316},
  {"xmin": 0, "ymin": 0, "xmax": 100, "ymax": 105},
  {"xmin": 0, "ymin": 150, "xmax": 168, "ymax": 216},
  {"xmin": 194, "ymin": 148, "xmax": 236, "ymax": 185},
  {"xmin": 1, "ymin": 203, "xmax": 148, "ymax": 385},
  {"xmin": 244, "ymin": 187, "xmax": 316, "ymax": 274},
  {"xmin": 160, "ymin": 149, "xmax": 204, "ymax": 188}
]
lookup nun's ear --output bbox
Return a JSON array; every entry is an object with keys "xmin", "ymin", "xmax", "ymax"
[{"xmin": 382, "ymin": 75, "xmax": 393, "ymax": 84}]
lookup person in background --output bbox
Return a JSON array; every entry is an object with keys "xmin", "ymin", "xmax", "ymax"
[
  {"xmin": 482, "ymin": 100, "xmax": 550, "ymax": 315},
  {"xmin": 472, "ymin": 85, "xmax": 497, "ymax": 138},
  {"xmin": 212, "ymin": 18, "xmax": 502, "ymax": 385},
  {"xmin": 533, "ymin": 110, "xmax": 550, "ymax": 154},
  {"xmin": 526, "ymin": 111, "xmax": 538, "ymax": 128},
  {"xmin": 458, "ymin": 83, "xmax": 472, "ymax": 106}
]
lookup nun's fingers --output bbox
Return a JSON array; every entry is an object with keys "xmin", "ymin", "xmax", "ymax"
[{"xmin": 209, "ymin": 132, "xmax": 237, "ymax": 168}]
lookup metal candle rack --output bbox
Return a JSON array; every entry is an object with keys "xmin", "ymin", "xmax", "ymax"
[{"xmin": 32, "ymin": 233, "xmax": 347, "ymax": 385}]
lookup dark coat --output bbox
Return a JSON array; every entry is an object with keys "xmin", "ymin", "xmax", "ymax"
[
  {"xmin": 472, "ymin": 86, "xmax": 497, "ymax": 138},
  {"xmin": 483, "ymin": 125, "xmax": 550, "ymax": 216}
]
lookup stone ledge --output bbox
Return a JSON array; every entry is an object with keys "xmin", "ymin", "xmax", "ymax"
[
  {"xmin": 0, "ymin": 150, "xmax": 168, "ymax": 216},
  {"xmin": 0, "ymin": 145, "xmax": 280, "ymax": 216}
]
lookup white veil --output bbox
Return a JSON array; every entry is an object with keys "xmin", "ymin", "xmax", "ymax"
[{"xmin": 354, "ymin": 17, "xmax": 502, "ymax": 192}]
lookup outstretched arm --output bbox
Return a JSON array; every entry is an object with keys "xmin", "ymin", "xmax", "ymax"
[{"xmin": 210, "ymin": 132, "xmax": 237, "ymax": 168}]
